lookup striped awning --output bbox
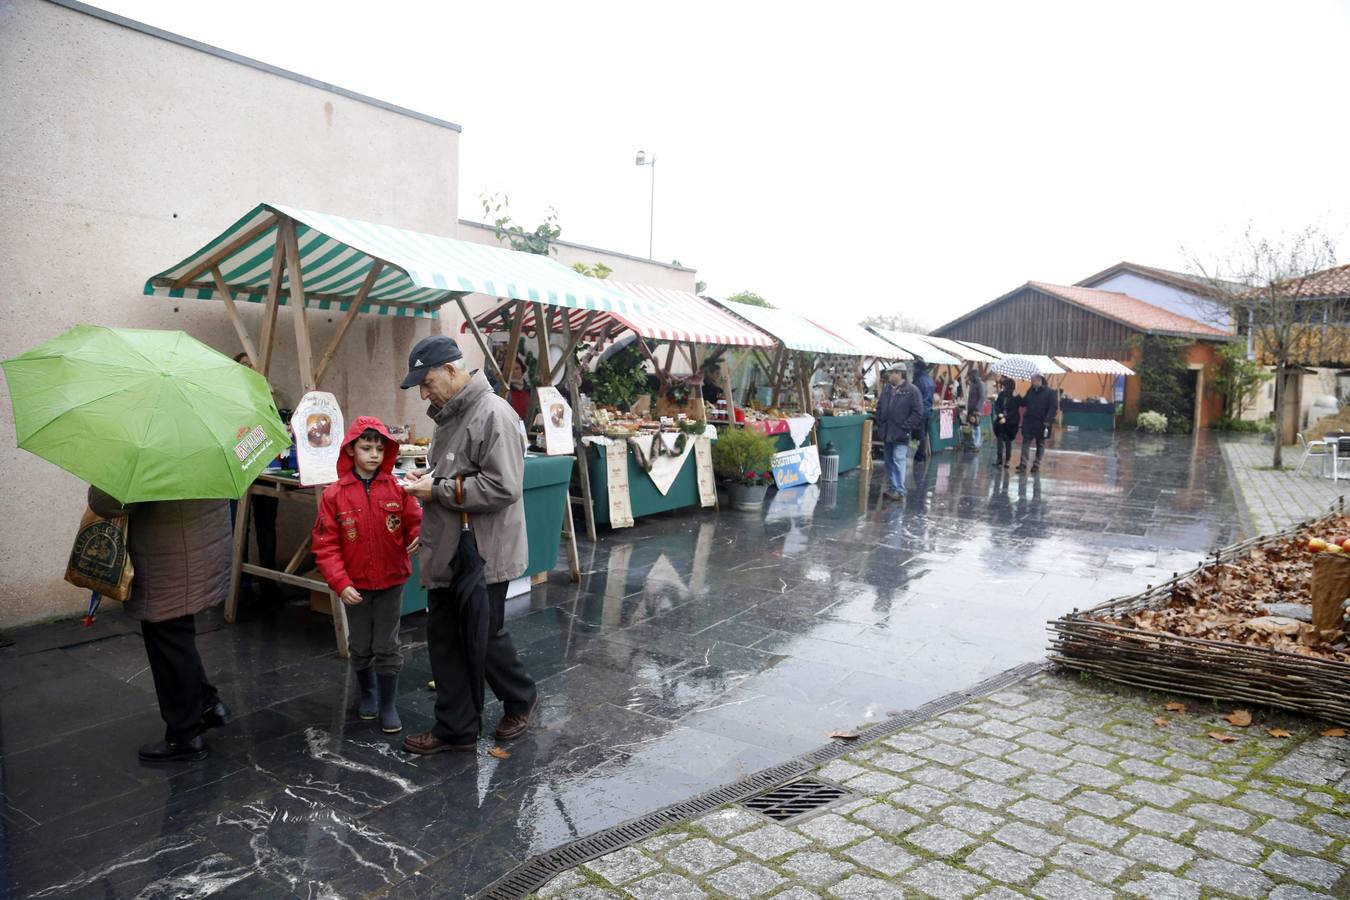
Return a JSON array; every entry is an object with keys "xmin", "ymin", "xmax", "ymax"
[
  {"xmin": 713, "ymin": 299, "xmax": 862, "ymax": 355},
  {"xmin": 809, "ymin": 320, "xmax": 914, "ymax": 360},
  {"xmin": 145, "ymin": 203, "xmax": 653, "ymax": 319},
  {"xmin": 1020, "ymin": 354, "xmax": 1067, "ymax": 375},
  {"xmin": 1053, "ymin": 357, "xmax": 1135, "ymax": 376},
  {"xmin": 917, "ymin": 335, "xmax": 1000, "ymax": 364},
  {"xmin": 953, "ymin": 339, "xmax": 1005, "ymax": 360},
  {"xmin": 865, "ymin": 327, "xmax": 962, "ymax": 366},
  {"xmin": 471, "ymin": 282, "xmax": 775, "ymax": 347}
]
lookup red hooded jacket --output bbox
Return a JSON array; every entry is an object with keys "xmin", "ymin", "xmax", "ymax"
[{"xmin": 312, "ymin": 416, "xmax": 422, "ymax": 595}]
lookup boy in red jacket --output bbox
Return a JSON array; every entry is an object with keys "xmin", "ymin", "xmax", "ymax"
[{"xmin": 312, "ymin": 416, "xmax": 422, "ymax": 733}]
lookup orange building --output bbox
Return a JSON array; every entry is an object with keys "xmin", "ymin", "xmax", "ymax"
[{"xmin": 933, "ymin": 282, "xmax": 1235, "ymax": 429}]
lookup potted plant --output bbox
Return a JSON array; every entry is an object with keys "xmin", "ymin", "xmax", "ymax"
[{"xmin": 711, "ymin": 426, "xmax": 778, "ymax": 510}]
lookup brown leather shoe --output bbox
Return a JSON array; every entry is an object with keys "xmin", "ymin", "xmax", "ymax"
[
  {"xmin": 402, "ymin": 730, "xmax": 475, "ymax": 755},
  {"xmin": 494, "ymin": 695, "xmax": 538, "ymax": 740}
]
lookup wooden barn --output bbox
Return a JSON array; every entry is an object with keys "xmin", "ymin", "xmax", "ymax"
[{"xmin": 933, "ymin": 281, "xmax": 1234, "ymax": 428}]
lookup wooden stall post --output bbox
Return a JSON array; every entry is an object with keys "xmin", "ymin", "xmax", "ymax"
[
  {"xmin": 279, "ymin": 218, "xmax": 316, "ymax": 392},
  {"xmin": 454, "ymin": 295, "xmax": 506, "ymax": 388},
  {"xmin": 209, "ymin": 266, "xmax": 260, "ymax": 368},
  {"xmin": 499, "ymin": 303, "xmax": 527, "ymax": 400},
  {"xmin": 258, "ymin": 232, "xmax": 286, "ymax": 376},
  {"xmin": 225, "ymin": 485, "xmax": 252, "ymax": 624}
]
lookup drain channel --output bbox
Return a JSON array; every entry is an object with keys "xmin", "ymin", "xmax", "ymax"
[{"xmin": 742, "ymin": 778, "xmax": 853, "ymax": 822}]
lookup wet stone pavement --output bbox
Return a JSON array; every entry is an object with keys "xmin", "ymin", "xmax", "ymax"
[{"xmin": 0, "ymin": 432, "xmax": 1247, "ymax": 898}]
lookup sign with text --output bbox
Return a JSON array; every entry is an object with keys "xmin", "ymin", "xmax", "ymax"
[
  {"xmin": 290, "ymin": 391, "xmax": 344, "ymax": 487},
  {"xmin": 771, "ymin": 445, "xmax": 821, "ymax": 489},
  {"xmin": 536, "ymin": 386, "xmax": 575, "ymax": 456}
]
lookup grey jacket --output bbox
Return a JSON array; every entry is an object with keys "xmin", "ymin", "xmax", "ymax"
[
  {"xmin": 874, "ymin": 381, "xmax": 923, "ymax": 443},
  {"xmin": 87, "ymin": 487, "xmax": 231, "ymax": 622},
  {"xmin": 967, "ymin": 377, "xmax": 987, "ymax": 416},
  {"xmin": 420, "ymin": 371, "xmax": 529, "ymax": 588}
]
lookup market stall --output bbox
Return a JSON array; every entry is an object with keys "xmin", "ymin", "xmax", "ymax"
[
  {"xmin": 910, "ymin": 334, "xmax": 1002, "ymax": 447},
  {"xmin": 1052, "ymin": 357, "xmax": 1135, "ymax": 430},
  {"xmin": 808, "ymin": 320, "xmax": 913, "ymax": 472},
  {"xmin": 712, "ymin": 299, "xmax": 880, "ymax": 473},
  {"xmin": 469, "ymin": 282, "xmax": 773, "ymax": 533},
  {"xmin": 144, "ymin": 202, "xmax": 652, "ymax": 651},
  {"xmin": 865, "ymin": 327, "xmax": 966, "ymax": 453}
]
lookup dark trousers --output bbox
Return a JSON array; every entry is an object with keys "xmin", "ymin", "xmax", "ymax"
[
  {"xmin": 347, "ymin": 584, "xmax": 404, "ymax": 674},
  {"xmin": 1018, "ymin": 431, "xmax": 1045, "ymax": 466},
  {"xmin": 995, "ymin": 436, "xmax": 1015, "ymax": 463},
  {"xmin": 427, "ymin": 581, "xmax": 537, "ymax": 743},
  {"xmin": 140, "ymin": 614, "xmax": 218, "ymax": 742}
]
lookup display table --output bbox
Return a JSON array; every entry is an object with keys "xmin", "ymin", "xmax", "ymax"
[
  {"xmin": 587, "ymin": 439, "xmax": 703, "ymax": 526},
  {"xmin": 817, "ymin": 414, "xmax": 868, "ymax": 473},
  {"xmin": 1061, "ymin": 400, "xmax": 1116, "ymax": 431},
  {"xmin": 401, "ymin": 454, "xmax": 575, "ymax": 614}
]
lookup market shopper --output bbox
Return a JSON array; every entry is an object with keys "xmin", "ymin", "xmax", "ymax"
[
  {"xmin": 1016, "ymin": 373, "xmax": 1059, "ymax": 473},
  {"xmin": 399, "ymin": 336, "xmax": 539, "ymax": 754},
  {"xmin": 874, "ymin": 365, "xmax": 924, "ymax": 500},
  {"xmin": 312, "ymin": 417, "xmax": 422, "ymax": 734},
  {"xmin": 912, "ymin": 363, "xmax": 936, "ymax": 462},
  {"xmin": 966, "ymin": 371, "xmax": 988, "ymax": 451},
  {"xmin": 992, "ymin": 378, "xmax": 1021, "ymax": 468},
  {"xmin": 88, "ymin": 488, "xmax": 232, "ymax": 762}
]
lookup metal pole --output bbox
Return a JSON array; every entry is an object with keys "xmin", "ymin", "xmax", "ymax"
[{"xmin": 648, "ymin": 159, "xmax": 656, "ymax": 259}]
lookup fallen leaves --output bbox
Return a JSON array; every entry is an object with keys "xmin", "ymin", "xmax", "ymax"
[
  {"xmin": 1163, "ymin": 702, "xmax": 1187, "ymax": 713},
  {"xmin": 1267, "ymin": 728, "xmax": 1292, "ymax": 739},
  {"xmin": 487, "ymin": 746, "xmax": 510, "ymax": 759},
  {"xmin": 1225, "ymin": 710, "xmax": 1253, "ymax": 728},
  {"xmin": 1154, "ymin": 718, "xmax": 1170, "ymax": 728},
  {"xmin": 1208, "ymin": 732, "xmax": 1240, "ymax": 743},
  {"xmin": 827, "ymin": 729, "xmax": 861, "ymax": 740},
  {"xmin": 1322, "ymin": 727, "xmax": 1347, "ymax": 738}
]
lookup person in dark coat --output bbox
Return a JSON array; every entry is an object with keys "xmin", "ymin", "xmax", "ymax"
[
  {"xmin": 992, "ymin": 377, "xmax": 1021, "ymax": 468},
  {"xmin": 965, "ymin": 371, "xmax": 988, "ymax": 452},
  {"xmin": 88, "ymin": 489, "xmax": 233, "ymax": 762},
  {"xmin": 912, "ymin": 364, "xmax": 936, "ymax": 462},
  {"xmin": 873, "ymin": 365, "xmax": 924, "ymax": 499},
  {"xmin": 1016, "ymin": 374, "xmax": 1059, "ymax": 473}
]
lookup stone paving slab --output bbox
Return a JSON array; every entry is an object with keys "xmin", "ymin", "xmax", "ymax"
[
  {"xmin": 1221, "ymin": 436, "xmax": 1347, "ymax": 535},
  {"xmin": 533, "ymin": 671, "xmax": 1349, "ymax": 899}
]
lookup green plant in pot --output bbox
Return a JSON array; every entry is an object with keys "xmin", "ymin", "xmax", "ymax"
[{"xmin": 711, "ymin": 426, "xmax": 778, "ymax": 510}]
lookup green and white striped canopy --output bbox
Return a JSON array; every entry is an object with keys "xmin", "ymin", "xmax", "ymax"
[
  {"xmin": 145, "ymin": 203, "xmax": 653, "ymax": 319},
  {"xmin": 713, "ymin": 298, "xmax": 863, "ymax": 355}
]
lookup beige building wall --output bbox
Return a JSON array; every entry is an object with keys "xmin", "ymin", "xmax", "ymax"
[{"xmin": 0, "ymin": 0, "xmax": 461, "ymax": 627}]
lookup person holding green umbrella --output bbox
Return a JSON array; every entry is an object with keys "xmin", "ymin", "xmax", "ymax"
[{"xmin": 3, "ymin": 325, "xmax": 290, "ymax": 762}]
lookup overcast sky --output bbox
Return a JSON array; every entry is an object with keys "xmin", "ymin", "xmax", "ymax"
[{"xmin": 98, "ymin": 0, "xmax": 1350, "ymax": 327}]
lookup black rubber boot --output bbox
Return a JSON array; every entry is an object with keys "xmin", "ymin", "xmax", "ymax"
[
  {"xmin": 376, "ymin": 673, "xmax": 402, "ymax": 734},
  {"xmin": 354, "ymin": 667, "xmax": 378, "ymax": 720},
  {"xmin": 139, "ymin": 736, "xmax": 208, "ymax": 762}
]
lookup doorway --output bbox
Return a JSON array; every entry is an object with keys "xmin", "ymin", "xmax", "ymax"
[{"xmin": 1181, "ymin": 367, "xmax": 1200, "ymax": 433}]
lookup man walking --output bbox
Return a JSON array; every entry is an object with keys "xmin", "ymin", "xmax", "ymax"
[
  {"xmin": 874, "ymin": 365, "xmax": 924, "ymax": 500},
  {"xmin": 400, "ymin": 336, "xmax": 539, "ymax": 754},
  {"xmin": 1016, "ymin": 373, "xmax": 1059, "ymax": 474},
  {"xmin": 912, "ymin": 363, "xmax": 936, "ymax": 462},
  {"xmin": 966, "ymin": 371, "xmax": 987, "ymax": 452}
]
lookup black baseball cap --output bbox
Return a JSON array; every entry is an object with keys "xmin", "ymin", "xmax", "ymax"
[{"xmin": 400, "ymin": 335, "xmax": 464, "ymax": 389}]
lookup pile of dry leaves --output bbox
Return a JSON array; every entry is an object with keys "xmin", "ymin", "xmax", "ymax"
[{"xmin": 1093, "ymin": 521, "xmax": 1350, "ymax": 662}]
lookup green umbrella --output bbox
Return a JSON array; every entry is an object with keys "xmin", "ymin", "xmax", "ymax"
[{"xmin": 2, "ymin": 325, "xmax": 291, "ymax": 503}]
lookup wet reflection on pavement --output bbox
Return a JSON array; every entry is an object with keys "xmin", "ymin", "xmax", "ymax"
[{"xmin": 0, "ymin": 432, "xmax": 1241, "ymax": 897}]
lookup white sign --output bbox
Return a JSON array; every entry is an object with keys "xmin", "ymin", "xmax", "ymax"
[
  {"xmin": 290, "ymin": 391, "xmax": 344, "ymax": 486},
  {"xmin": 771, "ymin": 445, "xmax": 821, "ymax": 489},
  {"xmin": 536, "ymin": 386, "xmax": 575, "ymax": 456}
]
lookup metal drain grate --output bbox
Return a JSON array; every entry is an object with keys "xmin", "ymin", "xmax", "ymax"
[{"xmin": 742, "ymin": 778, "xmax": 852, "ymax": 822}]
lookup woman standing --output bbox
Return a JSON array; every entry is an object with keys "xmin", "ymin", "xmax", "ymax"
[
  {"xmin": 992, "ymin": 378, "xmax": 1021, "ymax": 468},
  {"xmin": 89, "ymin": 488, "xmax": 232, "ymax": 762}
]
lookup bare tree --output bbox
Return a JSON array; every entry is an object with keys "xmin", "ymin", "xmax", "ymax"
[
  {"xmin": 1191, "ymin": 225, "xmax": 1339, "ymax": 467},
  {"xmin": 859, "ymin": 313, "xmax": 929, "ymax": 334}
]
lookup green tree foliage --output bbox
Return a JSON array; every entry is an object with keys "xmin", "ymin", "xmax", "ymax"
[
  {"xmin": 710, "ymin": 425, "xmax": 777, "ymax": 484},
  {"xmin": 589, "ymin": 345, "xmax": 650, "ymax": 411},
  {"xmin": 725, "ymin": 290, "xmax": 773, "ymax": 309},
  {"xmin": 1135, "ymin": 336, "xmax": 1193, "ymax": 433},
  {"xmin": 480, "ymin": 191, "xmax": 560, "ymax": 255},
  {"xmin": 572, "ymin": 261, "xmax": 613, "ymax": 279},
  {"xmin": 1210, "ymin": 341, "xmax": 1271, "ymax": 422}
]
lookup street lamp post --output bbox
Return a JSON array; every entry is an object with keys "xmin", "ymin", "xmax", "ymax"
[{"xmin": 635, "ymin": 150, "xmax": 656, "ymax": 259}]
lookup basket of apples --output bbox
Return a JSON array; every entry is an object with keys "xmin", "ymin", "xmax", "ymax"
[{"xmin": 1306, "ymin": 534, "xmax": 1350, "ymax": 555}]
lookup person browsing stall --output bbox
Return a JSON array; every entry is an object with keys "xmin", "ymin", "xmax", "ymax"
[
  {"xmin": 873, "ymin": 365, "xmax": 924, "ymax": 500},
  {"xmin": 311, "ymin": 417, "xmax": 422, "ymax": 734},
  {"xmin": 398, "ymin": 336, "xmax": 539, "ymax": 755}
]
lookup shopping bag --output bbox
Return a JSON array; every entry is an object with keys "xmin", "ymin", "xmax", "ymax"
[{"xmin": 65, "ymin": 507, "xmax": 134, "ymax": 601}]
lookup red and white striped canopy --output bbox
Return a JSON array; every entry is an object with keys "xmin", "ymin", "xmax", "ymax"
[
  {"xmin": 470, "ymin": 281, "xmax": 775, "ymax": 347},
  {"xmin": 1052, "ymin": 357, "xmax": 1136, "ymax": 376}
]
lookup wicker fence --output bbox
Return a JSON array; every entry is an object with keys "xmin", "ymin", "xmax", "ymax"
[{"xmin": 1049, "ymin": 503, "xmax": 1350, "ymax": 725}]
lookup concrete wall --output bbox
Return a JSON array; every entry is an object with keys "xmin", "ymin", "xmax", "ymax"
[
  {"xmin": 1088, "ymin": 272, "xmax": 1227, "ymax": 329},
  {"xmin": 0, "ymin": 0, "xmax": 460, "ymax": 626}
]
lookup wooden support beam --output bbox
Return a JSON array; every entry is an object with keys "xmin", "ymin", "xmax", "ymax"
[
  {"xmin": 769, "ymin": 345, "xmax": 788, "ymax": 408},
  {"xmin": 532, "ymin": 302, "xmax": 552, "ymax": 385},
  {"xmin": 455, "ymin": 295, "xmax": 505, "ymax": 387},
  {"xmin": 500, "ymin": 302, "xmax": 527, "ymax": 399},
  {"xmin": 661, "ymin": 341, "xmax": 678, "ymax": 382},
  {"xmin": 258, "ymin": 232, "xmax": 286, "ymax": 377},
  {"xmin": 171, "ymin": 213, "xmax": 278, "ymax": 289},
  {"xmin": 210, "ymin": 266, "xmax": 260, "ymax": 369},
  {"xmin": 549, "ymin": 311, "xmax": 597, "ymax": 382},
  {"xmin": 280, "ymin": 218, "xmax": 316, "ymax": 393},
  {"xmin": 566, "ymin": 357, "xmax": 598, "ymax": 542},
  {"xmin": 314, "ymin": 261, "xmax": 382, "ymax": 387}
]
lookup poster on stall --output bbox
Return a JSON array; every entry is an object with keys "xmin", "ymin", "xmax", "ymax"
[
  {"xmin": 290, "ymin": 391, "xmax": 344, "ymax": 486},
  {"xmin": 536, "ymin": 386, "xmax": 575, "ymax": 456},
  {"xmin": 939, "ymin": 407, "xmax": 955, "ymax": 440},
  {"xmin": 771, "ymin": 445, "xmax": 821, "ymax": 489}
]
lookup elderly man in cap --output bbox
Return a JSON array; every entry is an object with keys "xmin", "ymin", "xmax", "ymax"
[
  {"xmin": 873, "ymin": 364, "xmax": 924, "ymax": 500},
  {"xmin": 399, "ymin": 335, "xmax": 538, "ymax": 754}
]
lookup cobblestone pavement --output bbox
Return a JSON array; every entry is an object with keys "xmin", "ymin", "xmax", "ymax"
[
  {"xmin": 535, "ymin": 671, "xmax": 1350, "ymax": 900},
  {"xmin": 1221, "ymin": 436, "xmax": 1346, "ymax": 536}
]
